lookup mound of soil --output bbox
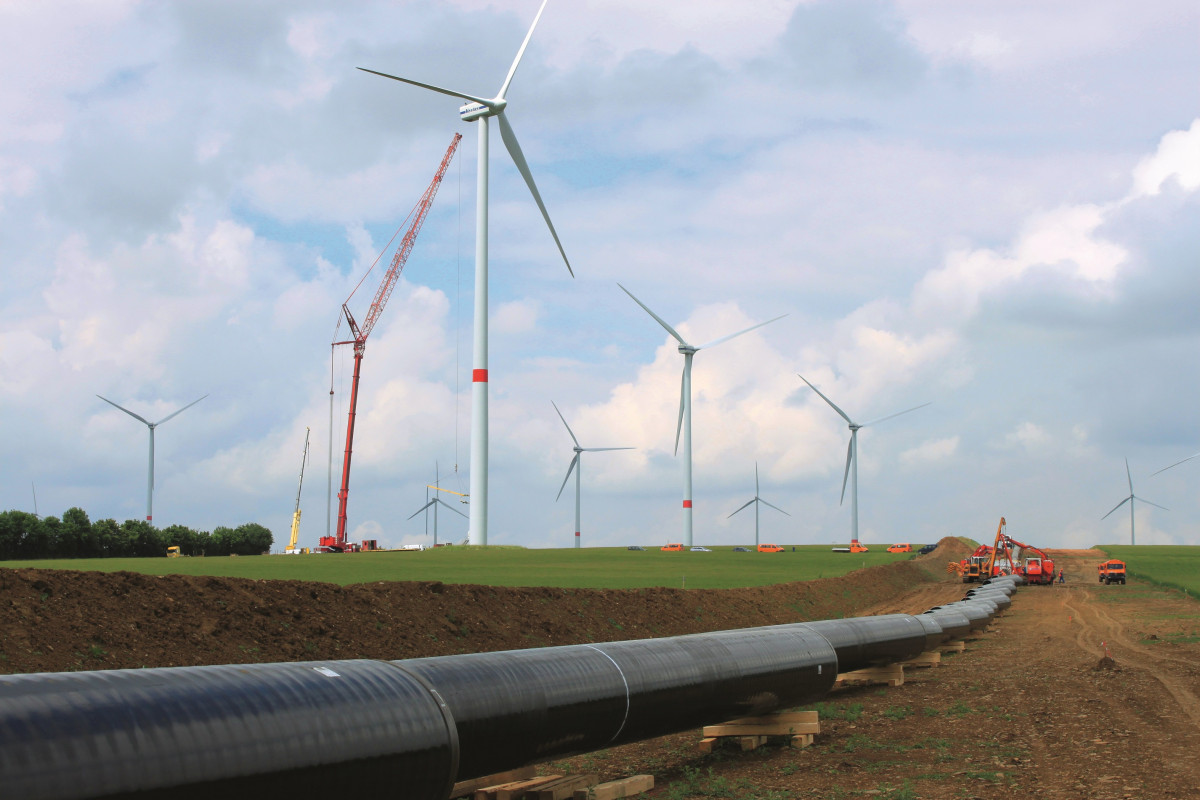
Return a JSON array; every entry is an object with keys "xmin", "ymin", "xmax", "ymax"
[{"xmin": 0, "ymin": 541, "xmax": 954, "ymax": 674}]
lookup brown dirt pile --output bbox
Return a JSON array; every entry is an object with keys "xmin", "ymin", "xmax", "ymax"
[{"xmin": 0, "ymin": 539, "xmax": 960, "ymax": 674}]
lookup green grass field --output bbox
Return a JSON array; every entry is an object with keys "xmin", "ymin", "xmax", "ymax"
[
  {"xmin": 0, "ymin": 545, "xmax": 920, "ymax": 590},
  {"xmin": 1096, "ymin": 545, "xmax": 1200, "ymax": 596}
]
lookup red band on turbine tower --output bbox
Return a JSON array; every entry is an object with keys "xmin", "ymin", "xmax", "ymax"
[
  {"xmin": 682, "ymin": 500, "xmax": 692, "ymax": 509},
  {"xmin": 473, "ymin": 369, "xmax": 488, "ymax": 383}
]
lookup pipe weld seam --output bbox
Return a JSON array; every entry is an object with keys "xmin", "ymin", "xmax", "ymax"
[{"xmin": 582, "ymin": 644, "xmax": 631, "ymax": 743}]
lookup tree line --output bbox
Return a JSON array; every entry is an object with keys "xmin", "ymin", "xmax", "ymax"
[{"xmin": 0, "ymin": 508, "xmax": 273, "ymax": 561}]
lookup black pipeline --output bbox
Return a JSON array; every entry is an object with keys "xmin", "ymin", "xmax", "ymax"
[{"xmin": 0, "ymin": 599, "xmax": 1009, "ymax": 800}]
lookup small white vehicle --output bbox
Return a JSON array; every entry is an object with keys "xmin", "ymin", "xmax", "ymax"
[{"xmin": 690, "ymin": 546, "xmax": 712, "ymax": 552}]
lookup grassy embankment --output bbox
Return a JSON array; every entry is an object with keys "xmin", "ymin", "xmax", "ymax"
[
  {"xmin": 1095, "ymin": 545, "xmax": 1200, "ymax": 596},
  {"xmin": 0, "ymin": 545, "xmax": 919, "ymax": 590}
]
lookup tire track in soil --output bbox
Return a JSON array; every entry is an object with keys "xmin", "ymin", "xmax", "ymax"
[{"xmin": 1063, "ymin": 588, "xmax": 1200, "ymax": 730}]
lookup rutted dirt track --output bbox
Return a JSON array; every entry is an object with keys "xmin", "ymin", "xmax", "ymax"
[{"xmin": 3, "ymin": 544, "xmax": 1200, "ymax": 798}]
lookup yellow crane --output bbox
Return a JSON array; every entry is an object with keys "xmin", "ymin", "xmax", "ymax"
[{"xmin": 285, "ymin": 428, "xmax": 311, "ymax": 554}]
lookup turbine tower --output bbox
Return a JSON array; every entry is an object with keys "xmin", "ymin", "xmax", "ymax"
[
  {"xmin": 727, "ymin": 463, "xmax": 790, "ymax": 548},
  {"xmin": 552, "ymin": 401, "xmax": 634, "ymax": 549},
  {"xmin": 360, "ymin": 0, "xmax": 572, "ymax": 545},
  {"xmin": 798, "ymin": 375, "xmax": 928, "ymax": 547},
  {"xmin": 408, "ymin": 463, "xmax": 466, "ymax": 547},
  {"xmin": 97, "ymin": 394, "xmax": 207, "ymax": 523},
  {"xmin": 621, "ymin": 284, "xmax": 785, "ymax": 546},
  {"xmin": 1102, "ymin": 458, "xmax": 1167, "ymax": 546}
]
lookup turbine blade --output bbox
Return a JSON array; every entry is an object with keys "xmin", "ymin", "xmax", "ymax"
[
  {"xmin": 155, "ymin": 394, "xmax": 208, "ymax": 426},
  {"xmin": 1101, "ymin": 496, "xmax": 1132, "ymax": 520},
  {"xmin": 728, "ymin": 498, "xmax": 755, "ymax": 518},
  {"xmin": 582, "ymin": 447, "xmax": 636, "ymax": 452},
  {"xmin": 618, "ymin": 283, "xmax": 687, "ymax": 345},
  {"xmin": 674, "ymin": 366, "xmax": 686, "ymax": 456},
  {"xmin": 556, "ymin": 454, "xmax": 579, "ymax": 501},
  {"xmin": 406, "ymin": 499, "xmax": 437, "ymax": 520},
  {"xmin": 759, "ymin": 498, "xmax": 791, "ymax": 516},
  {"xmin": 551, "ymin": 400, "xmax": 580, "ymax": 447},
  {"xmin": 797, "ymin": 374, "xmax": 853, "ymax": 425},
  {"xmin": 1133, "ymin": 495, "xmax": 1169, "ymax": 512},
  {"xmin": 497, "ymin": 0, "xmax": 549, "ymax": 99},
  {"xmin": 839, "ymin": 435, "xmax": 854, "ymax": 505},
  {"xmin": 496, "ymin": 112, "xmax": 573, "ymax": 276},
  {"xmin": 697, "ymin": 314, "xmax": 788, "ymax": 350},
  {"xmin": 356, "ymin": 68, "xmax": 493, "ymax": 107},
  {"xmin": 755, "ymin": 462, "xmax": 760, "ymax": 496},
  {"xmin": 861, "ymin": 401, "xmax": 931, "ymax": 428},
  {"xmin": 1125, "ymin": 458, "xmax": 1133, "ymax": 494},
  {"xmin": 97, "ymin": 395, "xmax": 151, "ymax": 426},
  {"xmin": 1151, "ymin": 452, "xmax": 1200, "ymax": 476},
  {"xmin": 436, "ymin": 497, "xmax": 468, "ymax": 518}
]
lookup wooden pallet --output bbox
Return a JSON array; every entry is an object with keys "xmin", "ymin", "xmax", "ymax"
[
  {"xmin": 473, "ymin": 775, "xmax": 564, "ymax": 800},
  {"xmin": 901, "ymin": 650, "xmax": 942, "ymax": 668},
  {"xmin": 699, "ymin": 710, "xmax": 820, "ymax": 752},
  {"xmin": 834, "ymin": 663, "xmax": 904, "ymax": 687},
  {"xmin": 452, "ymin": 768, "xmax": 538, "ymax": 798},
  {"xmin": 572, "ymin": 775, "xmax": 654, "ymax": 800},
  {"xmin": 939, "ymin": 640, "xmax": 966, "ymax": 653}
]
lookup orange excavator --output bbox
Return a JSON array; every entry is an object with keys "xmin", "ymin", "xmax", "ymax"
[
  {"xmin": 1001, "ymin": 534, "xmax": 1056, "ymax": 585},
  {"xmin": 947, "ymin": 518, "xmax": 1005, "ymax": 583}
]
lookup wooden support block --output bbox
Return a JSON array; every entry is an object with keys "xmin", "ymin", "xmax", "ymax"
[
  {"xmin": 939, "ymin": 640, "xmax": 966, "ymax": 653},
  {"xmin": 702, "ymin": 711, "xmax": 820, "ymax": 738},
  {"xmin": 835, "ymin": 664, "xmax": 904, "ymax": 687},
  {"xmin": 533, "ymin": 775, "xmax": 599, "ymax": 800},
  {"xmin": 902, "ymin": 650, "xmax": 942, "ymax": 668},
  {"xmin": 698, "ymin": 737, "xmax": 717, "ymax": 754},
  {"xmin": 494, "ymin": 776, "xmax": 564, "ymax": 800},
  {"xmin": 791, "ymin": 733, "xmax": 814, "ymax": 749},
  {"xmin": 453, "ymin": 767, "xmax": 538, "ymax": 798},
  {"xmin": 572, "ymin": 775, "xmax": 654, "ymax": 800}
]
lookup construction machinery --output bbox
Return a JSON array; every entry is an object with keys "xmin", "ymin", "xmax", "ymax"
[
  {"xmin": 1000, "ymin": 533, "xmax": 1055, "ymax": 585},
  {"xmin": 285, "ymin": 428, "xmax": 311, "ymax": 555},
  {"xmin": 1098, "ymin": 559, "xmax": 1126, "ymax": 584},
  {"xmin": 319, "ymin": 133, "xmax": 462, "ymax": 553},
  {"xmin": 166, "ymin": 546, "xmax": 181, "ymax": 558},
  {"xmin": 947, "ymin": 518, "xmax": 1005, "ymax": 582}
]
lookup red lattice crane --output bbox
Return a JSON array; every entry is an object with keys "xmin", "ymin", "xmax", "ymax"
[{"xmin": 320, "ymin": 132, "xmax": 462, "ymax": 553}]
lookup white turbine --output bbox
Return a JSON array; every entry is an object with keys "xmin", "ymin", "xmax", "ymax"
[
  {"xmin": 552, "ymin": 401, "xmax": 634, "ymax": 549},
  {"xmin": 97, "ymin": 394, "xmax": 207, "ymax": 524},
  {"xmin": 620, "ymin": 284, "xmax": 786, "ymax": 546},
  {"xmin": 361, "ymin": 0, "xmax": 572, "ymax": 546},
  {"xmin": 727, "ymin": 463, "xmax": 790, "ymax": 548},
  {"xmin": 798, "ymin": 375, "xmax": 928, "ymax": 547},
  {"xmin": 1102, "ymin": 458, "xmax": 1166, "ymax": 546},
  {"xmin": 407, "ymin": 463, "xmax": 466, "ymax": 547}
]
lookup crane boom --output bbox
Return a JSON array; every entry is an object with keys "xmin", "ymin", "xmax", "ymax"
[
  {"xmin": 322, "ymin": 133, "xmax": 463, "ymax": 553},
  {"xmin": 286, "ymin": 428, "xmax": 311, "ymax": 554}
]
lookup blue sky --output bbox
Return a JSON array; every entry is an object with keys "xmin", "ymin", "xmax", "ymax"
[{"xmin": 2, "ymin": 0, "xmax": 1199, "ymax": 551}]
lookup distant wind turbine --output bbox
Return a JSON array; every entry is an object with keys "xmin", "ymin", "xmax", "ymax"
[
  {"xmin": 552, "ymin": 401, "xmax": 634, "ymax": 549},
  {"xmin": 798, "ymin": 375, "xmax": 928, "ymax": 547},
  {"xmin": 727, "ymin": 463, "xmax": 790, "ymax": 547},
  {"xmin": 621, "ymin": 284, "xmax": 786, "ymax": 546},
  {"xmin": 407, "ymin": 463, "xmax": 466, "ymax": 547},
  {"xmin": 360, "ymin": 0, "xmax": 572, "ymax": 546},
  {"xmin": 97, "ymin": 394, "xmax": 207, "ymax": 523},
  {"xmin": 1102, "ymin": 458, "xmax": 1167, "ymax": 546}
]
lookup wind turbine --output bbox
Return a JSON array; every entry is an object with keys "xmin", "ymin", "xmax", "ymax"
[
  {"xmin": 97, "ymin": 394, "xmax": 207, "ymax": 523},
  {"xmin": 407, "ymin": 463, "xmax": 466, "ymax": 547},
  {"xmin": 728, "ymin": 463, "xmax": 790, "ymax": 548},
  {"xmin": 360, "ymin": 0, "xmax": 572, "ymax": 546},
  {"xmin": 797, "ymin": 375, "xmax": 928, "ymax": 547},
  {"xmin": 1102, "ymin": 458, "xmax": 1167, "ymax": 546},
  {"xmin": 1152, "ymin": 451, "xmax": 1200, "ymax": 477},
  {"xmin": 552, "ymin": 401, "xmax": 634, "ymax": 549},
  {"xmin": 620, "ymin": 284, "xmax": 786, "ymax": 546}
]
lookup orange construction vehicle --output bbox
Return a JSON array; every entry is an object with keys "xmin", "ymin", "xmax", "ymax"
[
  {"xmin": 1000, "ymin": 534, "xmax": 1055, "ymax": 585},
  {"xmin": 1098, "ymin": 559, "xmax": 1126, "ymax": 585},
  {"xmin": 948, "ymin": 517, "xmax": 1006, "ymax": 583}
]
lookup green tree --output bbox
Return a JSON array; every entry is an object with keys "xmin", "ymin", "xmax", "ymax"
[
  {"xmin": 209, "ymin": 526, "xmax": 235, "ymax": 556},
  {"xmin": 0, "ymin": 510, "xmax": 38, "ymax": 559},
  {"xmin": 232, "ymin": 522, "xmax": 273, "ymax": 555},
  {"xmin": 93, "ymin": 518, "xmax": 123, "ymax": 557},
  {"xmin": 162, "ymin": 524, "xmax": 201, "ymax": 556},
  {"xmin": 61, "ymin": 507, "xmax": 96, "ymax": 557},
  {"xmin": 120, "ymin": 519, "xmax": 163, "ymax": 557}
]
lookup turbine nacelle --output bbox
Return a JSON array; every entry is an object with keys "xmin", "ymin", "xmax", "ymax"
[{"xmin": 459, "ymin": 100, "xmax": 505, "ymax": 121}]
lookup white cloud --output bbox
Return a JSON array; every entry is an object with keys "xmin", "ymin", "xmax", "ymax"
[
  {"xmin": 901, "ymin": 436, "xmax": 959, "ymax": 465},
  {"xmin": 1130, "ymin": 118, "xmax": 1200, "ymax": 198}
]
